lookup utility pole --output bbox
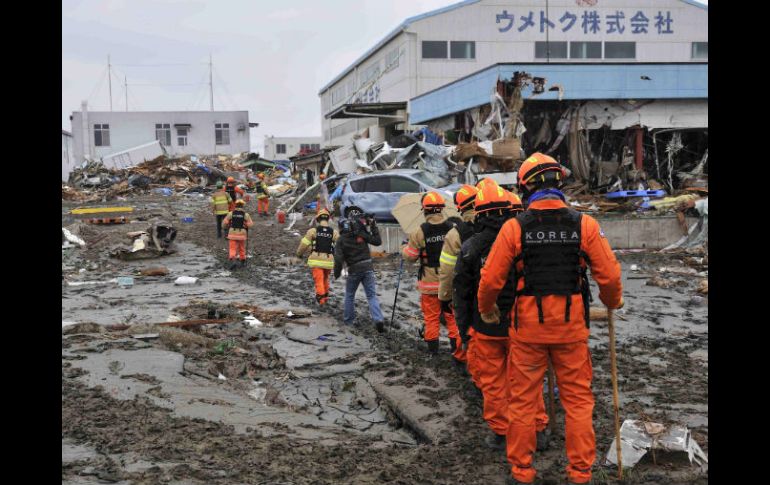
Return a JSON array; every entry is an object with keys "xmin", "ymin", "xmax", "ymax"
[
  {"xmin": 108, "ymin": 54, "xmax": 113, "ymax": 111},
  {"xmin": 124, "ymin": 76, "xmax": 128, "ymax": 112},
  {"xmin": 209, "ymin": 53, "xmax": 214, "ymax": 111}
]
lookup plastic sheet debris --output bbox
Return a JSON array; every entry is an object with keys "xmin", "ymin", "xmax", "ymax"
[
  {"xmin": 244, "ymin": 315, "xmax": 263, "ymax": 328},
  {"xmin": 174, "ymin": 276, "xmax": 199, "ymax": 285},
  {"xmin": 605, "ymin": 420, "xmax": 708, "ymax": 470},
  {"xmin": 132, "ymin": 333, "xmax": 160, "ymax": 341},
  {"xmin": 116, "ymin": 276, "xmax": 134, "ymax": 287},
  {"xmin": 630, "ymin": 264, "xmax": 639, "ymax": 272},
  {"xmin": 155, "ymin": 187, "xmax": 173, "ymax": 196},
  {"xmin": 62, "ymin": 228, "xmax": 86, "ymax": 247},
  {"xmin": 218, "ymin": 373, "xmax": 227, "ymax": 381}
]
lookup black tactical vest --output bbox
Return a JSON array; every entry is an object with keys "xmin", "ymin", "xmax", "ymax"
[
  {"xmin": 513, "ymin": 208, "xmax": 592, "ymax": 328},
  {"xmin": 226, "ymin": 183, "xmax": 237, "ymax": 201},
  {"xmin": 314, "ymin": 225, "xmax": 334, "ymax": 254},
  {"xmin": 456, "ymin": 220, "xmax": 475, "ymax": 244},
  {"xmin": 230, "ymin": 209, "xmax": 246, "ymax": 229},
  {"xmin": 419, "ymin": 221, "xmax": 452, "ymax": 279}
]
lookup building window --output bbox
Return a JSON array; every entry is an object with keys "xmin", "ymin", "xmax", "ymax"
[
  {"xmin": 570, "ymin": 41, "xmax": 602, "ymax": 59},
  {"xmin": 176, "ymin": 127, "xmax": 188, "ymax": 146},
  {"xmin": 450, "ymin": 41, "xmax": 475, "ymax": 59},
  {"xmin": 94, "ymin": 124, "xmax": 110, "ymax": 147},
  {"xmin": 276, "ymin": 144, "xmax": 286, "ymax": 154},
  {"xmin": 360, "ymin": 61, "xmax": 381, "ymax": 88},
  {"xmin": 215, "ymin": 123, "xmax": 230, "ymax": 145},
  {"xmin": 604, "ymin": 42, "xmax": 636, "ymax": 59},
  {"xmin": 385, "ymin": 47, "xmax": 400, "ymax": 69},
  {"xmin": 692, "ymin": 42, "xmax": 708, "ymax": 59},
  {"xmin": 535, "ymin": 41, "xmax": 568, "ymax": 59},
  {"xmin": 422, "ymin": 41, "xmax": 447, "ymax": 59},
  {"xmin": 155, "ymin": 123, "xmax": 171, "ymax": 146}
]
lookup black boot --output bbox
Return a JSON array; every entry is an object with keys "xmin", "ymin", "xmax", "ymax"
[
  {"xmin": 375, "ymin": 321, "xmax": 385, "ymax": 333},
  {"xmin": 426, "ymin": 339, "xmax": 439, "ymax": 355},
  {"xmin": 228, "ymin": 259, "xmax": 237, "ymax": 270},
  {"xmin": 449, "ymin": 337, "xmax": 457, "ymax": 354}
]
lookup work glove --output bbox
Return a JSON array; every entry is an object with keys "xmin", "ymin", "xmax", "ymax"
[
  {"xmin": 440, "ymin": 299, "xmax": 453, "ymax": 314},
  {"xmin": 480, "ymin": 304, "xmax": 501, "ymax": 325}
]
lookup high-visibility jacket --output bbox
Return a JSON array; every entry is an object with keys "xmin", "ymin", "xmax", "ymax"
[
  {"xmin": 297, "ymin": 221, "xmax": 339, "ymax": 269},
  {"xmin": 210, "ymin": 190, "xmax": 232, "ymax": 215},
  {"xmin": 222, "ymin": 209, "xmax": 254, "ymax": 241},
  {"xmin": 438, "ymin": 210, "xmax": 475, "ymax": 302},
  {"xmin": 255, "ymin": 182, "xmax": 270, "ymax": 200},
  {"xmin": 477, "ymin": 197, "xmax": 623, "ymax": 344},
  {"xmin": 402, "ymin": 213, "xmax": 453, "ymax": 295}
]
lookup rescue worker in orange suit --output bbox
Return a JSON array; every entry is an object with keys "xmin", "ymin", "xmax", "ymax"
[
  {"xmin": 222, "ymin": 199, "xmax": 254, "ymax": 269},
  {"xmin": 477, "ymin": 153, "xmax": 623, "ymax": 485},
  {"xmin": 255, "ymin": 172, "xmax": 270, "ymax": 217},
  {"xmin": 210, "ymin": 180, "xmax": 232, "ymax": 239},
  {"xmin": 453, "ymin": 179, "xmax": 549, "ymax": 451},
  {"xmin": 437, "ymin": 184, "xmax": 478, "ymax": 363},
  {"xmin": 225, "ymin": 176, "xmax": 244, "ymax": 212},
  {"xmin": 296, "ymin": 208, "xmax": 339, "ymax": 305},
  {"xmin": 402, "ymin": 191, "xmax": 462, "ymax": 359}
]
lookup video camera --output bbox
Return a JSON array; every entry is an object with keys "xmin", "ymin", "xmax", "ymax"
[{"xmin": 340, "ymin": 210, "xmax": 376, "ymax": 235}]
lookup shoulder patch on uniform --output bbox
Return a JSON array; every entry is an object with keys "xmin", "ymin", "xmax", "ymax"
[{"xmin": 599, "ymin": 226, "xmax": 606, "ymax": 238}]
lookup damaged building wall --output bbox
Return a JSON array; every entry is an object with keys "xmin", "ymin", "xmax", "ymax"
[
  {"xmin": 62, "ymin": 130, "xmax": 77, "ymax": 182},
  {"xmin": 319, "ymin": 0, "xmax": 707, "ymax": 148}
]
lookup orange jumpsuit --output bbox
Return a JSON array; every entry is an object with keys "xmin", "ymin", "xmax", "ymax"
[
  {"xmin": 222, "ymin": 209, "xmax": 254, "ymax": 261},
  {"xmin": 477, "ymin": 198, "xmax": 622, "ymax": 485},
  {"xmin": 402, "ymin": 213, "xmax": 463, "ymax": 359},
  {"xmin": 225, "ymin": 183, "xmax": 245, "ymax": 211},
  {"xmin": 256, "ymin": 182, "xmax": 270, "ymax": 215},
  {"xmin": 296, "ymin": 221, "xmax": 339, "ymax": 305}
]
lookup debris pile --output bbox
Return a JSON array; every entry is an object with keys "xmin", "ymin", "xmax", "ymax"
[{"xmin": 63, "ymin": 152, "xmax": 292, "ymax": 202}]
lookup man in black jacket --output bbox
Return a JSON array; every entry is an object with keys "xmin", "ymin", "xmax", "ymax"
[
  {"xmin": 334, "ymin": 211, "xmax": 385, "ymax": 332},
  {"xmin": 454, "ymin": 181, "xmax": 549, "ymax": 451}
]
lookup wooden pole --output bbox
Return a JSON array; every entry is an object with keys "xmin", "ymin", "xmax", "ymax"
[
  {"xmin": 547, "ymin": 356, "xmax": 556, "ymax": 433},
  {"xmin": 608, "ymin": 307, "xmax": 623, "ymax": 479}
]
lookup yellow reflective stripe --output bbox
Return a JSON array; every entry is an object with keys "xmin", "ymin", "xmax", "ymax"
[
  {"xmin": 418, "ymin": 281, "xmax": 440, "ymax": 289},
  {"xmin": 439, "ymin": 251, "xmax": 457, "ymax": 265},
  {"xmin": 301, "ymin": 237, "xmax": 312, "ymax": 246},
  {"xmin": 308, "ymin": 259, "xmax": 335, "ymax": 269}
]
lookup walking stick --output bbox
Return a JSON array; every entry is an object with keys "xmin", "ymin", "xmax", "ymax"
[
  {"xmin": 389, "ymin": 255, "xmax": 405, "ymax": 332},
  {"xmin": 547, "ymin": 357, "xmax": 556, "ymax": 433},
  {"xmin": 607, "ymin": 307, "xmax": 623, "ymax": 479}
]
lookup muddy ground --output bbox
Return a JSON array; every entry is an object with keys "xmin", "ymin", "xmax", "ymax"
[{"xmin": 62, "ymin": 193, "xmax": 708, "ymax": 484}]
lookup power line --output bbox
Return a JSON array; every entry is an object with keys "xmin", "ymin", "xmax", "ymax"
[{"xmin": 113, "ymin": 62, "xmax": 207, "ymax": 67}]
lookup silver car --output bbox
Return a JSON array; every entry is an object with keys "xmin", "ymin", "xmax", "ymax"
[{"xmin": 340, "ymin": 169, "xmax": 461, "ymax": 221}]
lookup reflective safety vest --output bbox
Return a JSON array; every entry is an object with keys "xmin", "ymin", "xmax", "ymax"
[
  {"xmin": 211, "ymin": 191, "xmax": 230, "ymax": 215},
  {"xmin": 512, "ymin": 207, "xmax": 592, "ymax": 329},
  {"xmin": 419, "ymin": 221, "xmax": 452, "ymax": 280}
]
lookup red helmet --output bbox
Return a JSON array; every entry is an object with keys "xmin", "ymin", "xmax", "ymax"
[
  {"xmin": 474, "ymin": 178, "xmax": 508, "ymax": 213},
  {"xmin": 453, "ymin": 185, "xmax": 478, "ymax": 212},
  {"xmin": 421, "ymin": 191, "xmax": 445, "ymax": 211},
  {"xmin": 226, "ymin": 176, "xmax": 235, "ymax": 183},
  {"xmin": 517, "ymin": 152, "xmax": 565, "ymax": 187},
  {"xmin": 257, "ymin": 173, "xmax": 265, "ymax": 179}
]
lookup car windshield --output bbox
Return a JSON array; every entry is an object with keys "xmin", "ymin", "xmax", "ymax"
[{"xmin": 411, "ymin": 171, "xmax": 449, "ymax": 188}]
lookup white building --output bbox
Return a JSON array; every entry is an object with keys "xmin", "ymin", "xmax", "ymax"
[
  {"xmin": 318, "ymin": 0, "xmax": 708, "ymax": 147},
  {"xmin": 70, "ymin": 102, "xmax": 254, "ymax": 164},
  {"xmin": 263, "ymin": 136, "xmax": 322, "ymax": 160},
  {"xmin": 62, "ymin": 130, "xmax": 76, "ymax": 181}
]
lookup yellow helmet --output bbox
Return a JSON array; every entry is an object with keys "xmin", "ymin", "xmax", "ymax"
[{"xmin": 235, "ymin": 199, "xmax": 246, "ymax": 207}]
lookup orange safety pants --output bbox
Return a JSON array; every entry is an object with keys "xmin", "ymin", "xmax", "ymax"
[
  {"xmin": 257, "ymin": 198, "xmax": 270, "ymax": 214},
  {"xmin": 466, "ymin": 330, "xmax": 549, "ymax": 436},
  {"xmin": 420, "ymin": 294, "xmax": 465, "ymax": 362},
  {"xmin": 506, "ymin": 339, "xmax": 595, "ymax": 484},
  {"xmin": 228, "ymin": 240, "xmax": 246, "ymax": 261},
  {"xmin": 312, "ymin": 268, "xmax": 331, "ymax": 305}
]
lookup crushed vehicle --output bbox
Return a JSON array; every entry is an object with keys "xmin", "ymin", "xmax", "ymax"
[{"xmin": 340, "ymin": 169, "xmax": 461, "ymax": 221}]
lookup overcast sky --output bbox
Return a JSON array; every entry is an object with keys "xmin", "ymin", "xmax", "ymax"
[{"xmin": 62, "ymin": 0, "xmax": 707, "ymax": 154}]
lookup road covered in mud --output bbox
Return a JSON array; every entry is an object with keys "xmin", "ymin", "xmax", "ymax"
[{"xmin": 62, "ymin": 193, "xmax": 708, "ymax": 485}]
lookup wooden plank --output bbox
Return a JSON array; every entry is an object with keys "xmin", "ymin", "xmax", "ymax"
[{"xmin": 70, "ymin": 206, "xmax": 134, "ymax": 214}]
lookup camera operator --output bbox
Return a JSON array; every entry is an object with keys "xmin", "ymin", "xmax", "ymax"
[{"xmin": 333, "ymin": 209, "xmax": 385, "ymax": 332}]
